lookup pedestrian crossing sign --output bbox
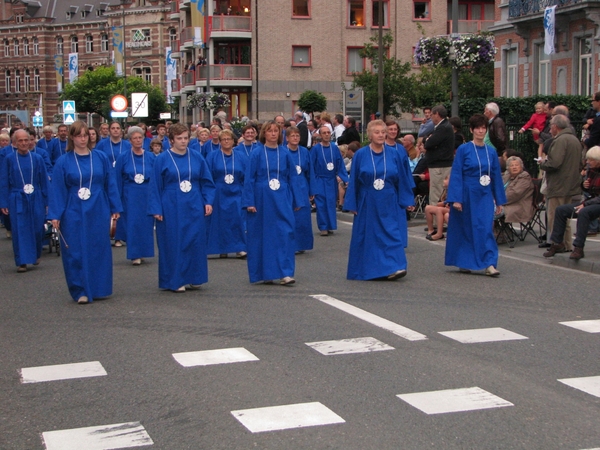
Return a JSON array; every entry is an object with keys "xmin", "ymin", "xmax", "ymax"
[
  {"xmin": 63, "ymin": 101, "xmax": 76, "ymax": 114},
  {"xmin": 63, "ymin": 113, "xmax": 75, "ymax": 125}
]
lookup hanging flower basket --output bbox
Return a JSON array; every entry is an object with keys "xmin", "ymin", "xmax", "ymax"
[
  {"xmin": 414, "ymin": 34, "xmax": 497, "ymax": 68},
  {"xmin": 187, "ymin": 92, "xmax": 231, "ymax": 111}
]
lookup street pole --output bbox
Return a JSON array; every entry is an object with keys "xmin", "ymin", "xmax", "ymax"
[
  {"xmin": 451, "ymin": 0, "xmax": 459, "ymax": 117},
  {"xmin": 204, "ymin": 0, "xmax": 211, "ymax": 125},
  {"xmin": 377, "ymin": 0, "xmax": 384, "ymax": 121}
]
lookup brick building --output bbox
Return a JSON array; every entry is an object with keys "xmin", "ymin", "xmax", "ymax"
[
  {"xmin": 492, "ymin": 0, "xmax": 600, "ymax": 98},
  {"xmin": 0, "ymin": 0, "xmax": 176, "ymax": 128},
  {"xmin": 171, "ymin": 0, "xmax": 495, "ymax": 123}
]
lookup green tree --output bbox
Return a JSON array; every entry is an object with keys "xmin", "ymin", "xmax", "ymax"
[
  {"xmin": 61, "ymin": 66, "xmax": 168, "ymax": 123},
  {"xmin": 297, "ymin": 90, "xmax": 327, "ymax": 114}
]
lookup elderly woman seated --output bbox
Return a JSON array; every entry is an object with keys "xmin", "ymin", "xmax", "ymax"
[{"xmin": 501, "ymin": 156, "xmax": 535, "ymax": 223}]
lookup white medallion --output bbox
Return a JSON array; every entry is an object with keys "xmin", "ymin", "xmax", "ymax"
[
  {"xmin": 224, "ymin": 174, "xmax": 234, "ymax": 184},
  {"xmin": 78, "ymin": 187, "xmax": 91, "ymax": 200},
  {"xmin": 23, "ymin": 184, "xmax": 35, "ymax": 194},
  {"xmin": 326, "ymin": 162, "xmax": 334, "ymax": 171},
  {"xmin": 296, "ymin": 165, "xmax": 302, "ymax": 175},
  {"xmin": 480, "ymin": 175, "xmax": 491, "ymax": 186},
  {"xmin": 373, "ymin": 179, "xmax": 385, "ymax": 190},
  {"xmin": 269, "ymin": 179, "xmax": 280, "ymax": 191},
  {"xmin": 180, "ymin": 180, "xmax": 192, "ymax": 193},
  {"xmin": 134, "ymin": 174, "xmax": 145, "ymax": 184}
]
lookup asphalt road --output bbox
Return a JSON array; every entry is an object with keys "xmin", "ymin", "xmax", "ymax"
[{"xmin": 1, "ymin": 217, "xmax": 600, "ymax": 450}]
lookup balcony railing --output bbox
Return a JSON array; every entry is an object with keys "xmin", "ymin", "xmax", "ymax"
[
  {"xmin": 195, "ymin": 64, "xmax": 251, "ymax": 81},
  {"xmin": 170, "ymin": 1, "xmax": 178, "ymax": 13},
  {"xmin": 509, "ymin": 0, "xmax": 583, "ymax": 18},
  {"xmin": 170, "ymin": 40, "xmax": 180, "ymax": 52},
  {"xmin": 446, "ymin": 19, "xmax": 495, "ymax": 34},
  {"xmin": 171, "ymin": 79, "xmax": 180, "ymax": 92},
  {"xmin": 184, "ymin": 71, "xmax": 196, "ymax": 86},
  {"xmin": 211, "ymin": 15, "xmax": 252, "ymax": 32}
]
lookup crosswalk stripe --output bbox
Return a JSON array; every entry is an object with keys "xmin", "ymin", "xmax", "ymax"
[
  {"xmin": 42, "ymin": 422, "xmax": 153, "ymax": 450},
  {"xmin": 558, "ymin": 375, "xmax": 600, "ymax": 398},
  {"xmin": 397, "ymin": 387, "xmax": 514, "ymax": 415},
  {"xmin": 559, "ymin": 320, "xmax": 600, "ymax": 333},
  {"xmin": 438, "ymin": 327, "xmax": 528, "ymax": 343},
  {"xmin": 310, "ymin": 294, "xmax": 427, "ymax": 341},
  {"xmin": 20, "ymin": 361, "xmax": 107, "ymax": 384},
  {"xmin": 306, "ymin": 337, "xmax": 394, "ymax": 355},
  {"xmin": 172, "ymin": 348, "xmax": 259, "ymax": 367}
]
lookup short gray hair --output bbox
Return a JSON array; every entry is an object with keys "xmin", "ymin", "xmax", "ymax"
[
  {"xmin": 485, "ymin": 102, "xmax": 499, "ymax": 116},
  {"xmin": 551, "ymin": 114, "xmax": 570, "ymax": 130},
  {"xmin": 127, "ymin": 126, "xmax": 144, "ymax": 139},
  {"xmin": 553, "ymin": 105, "xmax": 569, "ymax": 116},
  {"xmin": 586, "ymin": 146, "xmax": 600, "ymax": 161},
  {"xmin": 506, "ymin": 156, "xmax": 524, "ymax": 169}
]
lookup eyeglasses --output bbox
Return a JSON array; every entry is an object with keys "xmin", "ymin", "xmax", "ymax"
[{"xmin": 220, "ymin": 137, "xmax": 233, "ymax": 141}]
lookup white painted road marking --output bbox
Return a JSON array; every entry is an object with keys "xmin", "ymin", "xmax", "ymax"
[
  {"xmin": 558, "ymin": 375, "xmax": 600, "ymax": 398},
  {"xmin": 231, "ymin": 401, "xmax": 345, "ymax": 433},
  {"xmin": 397, "ymin": 386, "xmax": 513, "ymax": 415},
  {"xmin": 310, "ymin": 294, "xmax": 427, "ymax": 341},
  {"xmin": 306, "ymin": 337, "xmax": 394, "ymax": 355},
  {"xmin": 42, "ymin": 421, "xmax": 153, "ymax": 450},
  {"xmin": 560, "ymin": 320, "xmax": 600, "ymax": 333},
  {"xmin": 20, "ymin": 361, "xmax": 107, "ymax": 384},
  {"xmin": 438, "ymin": 327, "xmax": 528, "ymax": 343},
  {"xmin": 172, "ymin": 347, "xmax": 259, "ymax": 367}
]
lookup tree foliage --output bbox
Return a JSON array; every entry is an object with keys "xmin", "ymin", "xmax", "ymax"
[
  {"xmin": 60, "ymin": 66, "xmax": 168, "ymax": 123},
  {"xmin": 297, "ymin": 90, "xmax": 327, "ymax": 114}
]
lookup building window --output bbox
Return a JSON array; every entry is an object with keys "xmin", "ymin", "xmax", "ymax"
[
  {"xmin": 132, "ymin": 29, "xmax": 151, "ymax": 42},
  {"xmin": 578, "ymin": 37, "xmax": 593, "ymax": 96},
  {"xmin": 414, "ymin": 0, "xmax": 430, "ymax": 20},
  {"xmin": 348, "ymin": 0, "xmax": 365, "ymax": 27},
  {"xmin": 292, "ymin": 0, "xmax": 310, "ymax": 17},
  {"xmin": 86, "ymin": 35, "xmax": 94, "ymax": 53},
  {"xmin": 5, "ymin": 70, "xmax": 11, "ymax": 92},
  {"xmin": 34, "ymin": 69, "xmax": 40, "ymax": 91},
  {"xmin": 372, "ymin": 0, "xmax": 389, "ymax": 27},
  {"xmin": 71, "ymin": 36, "xmax": 79, "ymax": 53},
  {"xmin": 15, "ymin": 70, "xmax": 21, "ymax": 93},
  {"xmin": 292, "ymin": 46, "xmax": 311, "ymax": 66},
  {"xmin": 4, "ymin": 40, "xmax": 9, "ymax": 57},
  {"xmin": 56, "ymin": 37, "xmax": 64, "ymax": 55},
  {"xmin": 169, "ymin": 28, "xmax": 177, "ymax": 42},
  {"xmin": 536, "ymin": 44, "xmax": 550, "ymax": 95},
  {"xmin": 14, "ymin": 39, "xmax": 19, "ymax": 56},
  {"xmin": 16, "ymin": 14, "xmax": 24, "ymax": 24},
  {"xmin": 134, "ymin": 66, "xmax": 152, "ymax": 83},
  {"xmin": 33, "ymin": 37, "xmax": 39, "ymax": 55},
  {"xmin": 101, "ymin": 34, "xmax": 109, "ymax": 52},
  {"xmin": 505, "ymin": 48, "xmax": 517, "ymax": 98},
  {"xmin": 23, "ymin": 38, "xmax": 29, "ymax": 56},
  {"xmin": 347, "ymin": 47, "xmax": 365, "ymax": 74},
  {"xmin": 24, "ymin": 69, "xmax": 30, "ymax": 92}
]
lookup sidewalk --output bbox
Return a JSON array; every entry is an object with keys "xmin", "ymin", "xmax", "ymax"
[{"xmin": 337, "ymin": 211, "xmax": 600, "ymax": 275}]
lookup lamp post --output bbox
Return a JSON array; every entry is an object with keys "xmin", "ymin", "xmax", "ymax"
[
  {"xmin": 450, "ymin": 0, "xmax": 459, "ymax": 117},
  {"xmin": 121, "ymin": 0, "xmax": 128, "ymax": 101}
]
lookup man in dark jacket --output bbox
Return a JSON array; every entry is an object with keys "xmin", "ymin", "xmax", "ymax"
[
  {"xmin": 483, "ymin": 102, "xmax": 507, "ymax": 155},
  {"xmin": 584, "ymin": 92, "xmax": 600, "ymax": 149},
  {"xmin": 336, "ymin": 115, "xmax": 361, "ymax": 145},
  {"xmin": 424, "ymin": 105, "xmax": 454, "ymax": 205},
  {"xmin": 294, "ymin": 111, "xmax": 309, "ymax": 148}
]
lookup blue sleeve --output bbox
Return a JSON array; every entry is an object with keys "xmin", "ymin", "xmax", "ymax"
[
  {"xmin": 99, "ymin": 151, "xmax": 123, "ymax": 214},
  {"xmin": 490, "ymin": 149, "xmax": 507, "ymax": 206},
  {"xmin": 147, "ymin": 154, "xmax": 164, "ymax": 216},
  {"xmin": 446, "ymin": 144, "xmax": 466, "ymax": 204},
  {"xmin": 199, "ymin": 155, "xmax": 216, "ymax": 206},
  {"xmin": 114, "ymin": 151, "xmax": 127, "ymax": 200},
  {"xmin": 0, "ymin": 155, "xmax": 8, "ymax": 209},
  {"xmin": 47, "ymin": 155, "xmax": 68, "ymax": 220},
  {"xmin": 241, "ymin": 150, "xmax": 258, "ymax": 209}
]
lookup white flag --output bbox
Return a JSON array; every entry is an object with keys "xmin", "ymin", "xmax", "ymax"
[
  {"xmin": 543, "ymin": 6, "xmax": 556, "ymax": 55},
  {"xmin": 68, "ymin": 53, "xmax": 78, "ymax": 83}
]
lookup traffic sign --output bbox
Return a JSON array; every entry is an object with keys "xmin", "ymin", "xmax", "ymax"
[
  {"xmin": 111, "ymin": 95, "xmax": 128, "ymax": 112},
  {"xmin": 63, "ymin": 100, "xmax": 76, "ymax": 114},
  {"xmin": 32, "ymin": 116, "xmax": 43, "ymax": 127},
  {"xmin": 111, "ymin": 111, "xmax": 128, "ymax": 118},
  {"xmin": 63, "ymin": 113, "xmax": 75, "ymax": 125},
  {"xmin": 131, "ymin": 93, "xmax": 148, "ymax": 118}
]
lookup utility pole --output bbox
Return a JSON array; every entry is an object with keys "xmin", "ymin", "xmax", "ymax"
[
  {"xmin": 377, "ymin": 0, "xmax": 384, "ymax": 120},
  {"xmin": 451, "ymin": 0, "xmax": 459, "ymax": 117}
]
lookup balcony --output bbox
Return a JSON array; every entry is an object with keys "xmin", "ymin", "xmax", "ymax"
[
  {"xmin": 179, "ymin": 0, "xmax": 190, "ymax": 11},
  {"xmin": 211, "ymin": 15, "xmax": 252, "ymax": 40},
  {"xmin": 169, "ymin": 1, "xmax": 180, "ymax": 19},
  {"xmin": 508, "ymin": 0, "xmax": 586, "ymax": 18},
  {"xmin": 170, "ymin": 40, "xmax": 181, "ymax": 59},
  {"xmin": 170, "ymin": 79, "xmax": 181, "ymax": 97},
  {"xmin": 180, "ymin": 27, "xmax": 203, "ymax": 49},
  {"xmin": 195, "ymin": 64, "xmax": 252, "ymax": 87},
  {"xmin": 446, "ymin": 19, "xmax": 494, "ymax": 34}
]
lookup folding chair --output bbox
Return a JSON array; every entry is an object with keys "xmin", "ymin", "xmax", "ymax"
[
  {"xmin": 412, "ymin": 194, "xmax": 428, "ymax": 219},
  {"xmin": 513, "ymin": 178, "xmax": 546, "ymax": 243}
]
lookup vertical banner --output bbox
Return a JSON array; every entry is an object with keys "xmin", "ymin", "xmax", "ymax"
[
  {"xmin": 191, "ymin": 0, "xmax": 206, "ymax": 43},
  {"xmin": 166, "ymin": 47, "xmax": 177, "ymax": 104},
  {"xmin": 544, "ymin": 6, "xmax": 556, "ymax": 55},
  {"xmin": 112, "ymin": 25, "xmax": 124, "ymax": 76},
  {"xmin": 54, "ymin": 54, "xmax": 64, "ymax": 93},
  {"xmin": 68, "ymin": 53, "xmax": 78, "ymax": 83}
]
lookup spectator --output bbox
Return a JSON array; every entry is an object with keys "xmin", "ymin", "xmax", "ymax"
[
  {"xmin": 294, "ymin": 111, "xmax": 310, "ymax": 148},
  {"xmin": 332, "ymin": 114, "xmax": 345, "ymax": 143},
  {"xmin": 501, "ymin": 156, "xmax": 534, "ymax": 223},
  {"xmin": 449, "ymin": 116, "xmax": 465, "ymax": 150},
  {"xmin": 336, "ymin": 115, "xmax": 361, "ymax": 145},
  {"xmin": 483, "ymin": 102, "xmax": 507, "ymax": 155},
  {"xmin": 584, "ymin": 92, "xmax": 600, "ymax": 149},
  {"xmin": 423, "ymin": 105, "xmax": 454, "ymax": 205}
]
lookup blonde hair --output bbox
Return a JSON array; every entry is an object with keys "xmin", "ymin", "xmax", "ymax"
[{"xmin": 338, "ymin": 144, "xmax": 348, "ymax": 158}]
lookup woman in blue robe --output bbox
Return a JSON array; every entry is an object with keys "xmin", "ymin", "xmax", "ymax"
[
  {"xmin": 201, "ymin": 125, "xmax": 222, "ymax": 159},
  {"xmin": 0, "ymin": 130, "xmax": 49, "ymax": 272},
  {"xmin": 115, "ymin": 126, "xmax": 156, "ymax": 265},
  {"xmin": 48, "ymin": 121, "xmax": 123, "ymax": 304},
  {"xmin": 384, "ymin": 119, "xmax": 414, "ymax": 248},
  {"xmin": 286, "ymin": 126, "xmax": 313, "ymax": 253},
  {"xmin": 205, "ymin": 129, "xmax": 248, "ymax": 257},
  {"xmin": 310, "ymin": 125, "xmax": 348, "ymax": 235},
  {"xmin": 147, "ymin": 123, "xmax": 215, "ymax": 293},
  {"xmin": 234, "ymin": 124, "xmax": 259, "ymax": 157},
  {"xmin": 242, "ymin": 120, "xmax": 305, "ymax": 285},
  {"xmin": 445, "ymin": 114, "xmax": 507, "ymax": 276},
  {"xmin": 345, "ymin": 120, "xmax": 415, "ymax": 281}
]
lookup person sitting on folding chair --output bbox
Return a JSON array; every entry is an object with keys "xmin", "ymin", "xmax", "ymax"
[
  {"xmin": 544, "ymin": 146, "xmax": 600, "ymax": 260},
  {"xmin": 501, "ymin": 156, "xmax": 534, "ymax": 223}
]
